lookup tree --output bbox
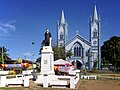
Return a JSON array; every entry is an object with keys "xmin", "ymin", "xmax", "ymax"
[
  {"xmin": 101, "ymin": 36, "xmax": 120, "ymax": 69},
  {"xmin": 0, "ymin": 46, "xmax": 10, "ymax": 64},
  {"xmin": 53, "ymin": 46, "xmax": 66, "ymax": 60},
  {"xmin": 66, "ymin": 50, "xmax": 73, "ymax": 58},
  {"xmin": 53, "ymin": 46, "xmax": 73, "ymax": 60}
]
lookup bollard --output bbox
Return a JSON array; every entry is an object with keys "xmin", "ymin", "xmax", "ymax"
[
  {"xmin": 0, "ymin": 76, "xmax": 6, "ymax": 87},
  {"xmin": 43, "ymin": 74, "xmax": 48, "ymax": 87},
  {"xmin": 24, "ymin": 76, "xmax": 29, "ymax": 87}
]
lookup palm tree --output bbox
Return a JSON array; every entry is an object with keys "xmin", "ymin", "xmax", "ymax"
[{"xmin": 0, "ymin": 46, "xmax": 10, "ymax": 64}]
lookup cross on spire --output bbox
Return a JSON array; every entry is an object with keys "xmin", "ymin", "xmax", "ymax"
[{"xmin": 76, "ymin": 30, "xmax": 79, "ymax": 35}]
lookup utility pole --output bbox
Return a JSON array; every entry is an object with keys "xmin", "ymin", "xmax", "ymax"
[{"xmin": 2, "ymin": 46, "xmax": 4, "ymax": 64}]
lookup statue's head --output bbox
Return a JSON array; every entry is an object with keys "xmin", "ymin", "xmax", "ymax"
[{"xmin": 46, "ymin": 29, "xmax": 49, "ymax": 32}]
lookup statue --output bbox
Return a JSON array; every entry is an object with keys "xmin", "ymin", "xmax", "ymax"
[{"xmin": 44, "ymin": 29, "xmax": 52, "ymax": 46}]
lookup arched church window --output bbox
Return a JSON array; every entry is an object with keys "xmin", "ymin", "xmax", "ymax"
[
  {"xmin": 74, "ymin": 47, "xmax": 77, "ymax": 56},
  {"xmin": 93, "ymin": 29, "xmax": 97, "ymax": 38},
  {"xmin": 78, "ymin": 47, "xmax": 81, "ymax": 56},
  {"xmin": 74, "ymin": 46, "xmax": 82, "ymax": 57},
  {"xmin": 60, "ymin": 33, "xmax": 64, "ymax": 40},
  {"xmin": 60, "ymin": 43, "xmax": 63, "ymax": 46},
  {"xmin": 77, "ymin": 47, "xmax": 79, "ymax": 56},
  {"xmin": 73, "ymin": 42, "xmax": 83, "ymax": 57}
]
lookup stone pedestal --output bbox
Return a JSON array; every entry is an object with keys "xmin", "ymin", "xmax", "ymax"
[{"xmin": 40, "ymin": 46, "xmax": 54, "ymax": 75}]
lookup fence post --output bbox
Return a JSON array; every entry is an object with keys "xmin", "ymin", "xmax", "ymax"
[{"xmin": 70, "ymin": 77, "xmax": 75, "ymax": 88}]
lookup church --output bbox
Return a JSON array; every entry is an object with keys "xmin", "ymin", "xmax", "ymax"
[{"xmin": 57, "ymin": 5, "xmax": 101, "ymax": 70}]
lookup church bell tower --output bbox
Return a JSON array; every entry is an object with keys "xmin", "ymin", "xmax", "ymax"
[
  {"xmin": 90, "ymin": 5, "xmax": 101, "ymax": 69},
  {"xmin": 57, "ymin": 10, "xmax": 68, "ymax": 47}
]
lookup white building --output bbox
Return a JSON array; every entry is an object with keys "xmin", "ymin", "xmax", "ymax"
[{"xmin": 57, "ymin": 5, "xmax": 101, "ymax": 70}]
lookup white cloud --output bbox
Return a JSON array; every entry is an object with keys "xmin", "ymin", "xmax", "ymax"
[
  {"xmin": 0, "ymin": 20, "xmax": 16, "ymax": 33},
  {"xmin": 23, "ymin": 52, "xmax": 32, "ymax": 57},
  {"xmin": 0, "ymin": 25, "xmax": 8, "ymax": 33},
  {"xmin": 1, "ymin": 23, "xmax": 16, "ymax": 31}
]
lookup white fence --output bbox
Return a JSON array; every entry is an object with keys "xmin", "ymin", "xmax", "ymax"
[
  {"xmin": 0, "ymin": 75, "xmax": 29, "ymax": 87},
  {"xmin": 0, "ymin": 70, "xmax": 31, "ymax": 87}
]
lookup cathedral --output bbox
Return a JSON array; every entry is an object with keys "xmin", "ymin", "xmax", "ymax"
[{"xmin": 57, "ymin": 5, "xmax": 101, "ymax": 70}]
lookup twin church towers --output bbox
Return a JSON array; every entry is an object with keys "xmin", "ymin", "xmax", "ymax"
[{"xmin": 57, "ymin": 5, "xmax": 101, "ymax": 69}]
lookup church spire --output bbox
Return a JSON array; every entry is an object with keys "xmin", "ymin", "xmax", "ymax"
[
  {"xmin": 58, "ymin": 10, "xmax": 68, "ymax": 47},
  {"xmin": 93, "ymin": 5, "xmax": 98, "ymax": 21},
  {"xmin": 61, "ymin": 10, "xmax": 65, "ymax": 24},
  {"xmin": 90, "ymin": 4, "xmax": 101, "ymax": 70}
]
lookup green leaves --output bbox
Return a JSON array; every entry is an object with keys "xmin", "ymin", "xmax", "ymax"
[
  {"xmin": 53, "ymin": 46, "xmax": 72, "ymax": 61},
  {"xmin": 101, "ymin": 36, "xmax": 120, "ymax": 68},
  {"xmin": 0, "ymin": 46, "xmax": 10, "ymax": 64},
  {"xmin": 53, "ymin": 46, "xmax": 65, "ymax": 60}
]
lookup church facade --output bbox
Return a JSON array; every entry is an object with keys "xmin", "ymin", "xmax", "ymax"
[{"xmin": 57, "ymin": 5, "xmax": 101, "ymax": 70}]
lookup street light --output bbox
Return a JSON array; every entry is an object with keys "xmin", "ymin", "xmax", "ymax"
[
  {"xmin": 31, "ymin": 42, "xmax": 37, "ymax": 81},
  {"xmin": 31, "ymin": 42, "xmax": 35, "ymax": 68}
]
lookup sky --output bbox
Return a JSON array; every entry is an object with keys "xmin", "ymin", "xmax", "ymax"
[{"xmin": 0, "ymin": 0, "xmax": 120, "ymax": 62}]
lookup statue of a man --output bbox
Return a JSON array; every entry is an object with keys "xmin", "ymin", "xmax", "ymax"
[{"xmin": 44, "ymin": 29, "xmax": 51, "ymax": 46}]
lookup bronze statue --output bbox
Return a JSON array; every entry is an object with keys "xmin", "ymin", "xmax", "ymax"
[{"xmin": 44, "ymin": 29, "xmax": 51, "ymax": 46}]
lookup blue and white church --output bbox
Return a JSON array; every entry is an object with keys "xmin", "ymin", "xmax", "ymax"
[{"xmin": 57, "ymin": 5, "xmax": 101, "ymax": 70}]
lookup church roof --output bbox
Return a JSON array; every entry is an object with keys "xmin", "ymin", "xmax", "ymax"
[{"xmin": 65, "ymin": 34, "xmax": 91, "ymax": 47}]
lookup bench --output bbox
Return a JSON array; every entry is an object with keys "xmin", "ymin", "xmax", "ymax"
[
  {"xmin": 81, "ymin": 75, "xmax": 97, "ymax": 79},
  {"xmin": 50, "ymin": 80, "xmax": 69, "ymax": 88},
  {"xmin": 57, "ymin": 75, "xmax": 78, "ymax": 88},
  {"xmin": 88, "ymin": 75, "xmax": 97, "ymax": 79},
  {"xmin": 6, "ymin": 76, "xmax": 29, "ymax": 87},
  {"xmin": 6, "ymin": 78, "xmax": 23, "ymax": 86}
]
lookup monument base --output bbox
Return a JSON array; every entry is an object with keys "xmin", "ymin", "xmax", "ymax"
[{"xmin": 40, "ymin": 46, "xmax": 54, "ymax": 75}]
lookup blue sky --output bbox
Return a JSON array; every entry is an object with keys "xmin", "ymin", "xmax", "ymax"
[{"xmin": 0, "ymin": 0, "xmax": 120, "ymax": 61}]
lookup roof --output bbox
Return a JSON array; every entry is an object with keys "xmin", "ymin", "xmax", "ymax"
[{"xmin": 65, "ymin": 34, "xmax": 91, "ymax": 47}]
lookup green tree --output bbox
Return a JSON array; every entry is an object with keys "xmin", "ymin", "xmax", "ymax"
[
  {"xmin": 53, "ymin": 46, "xmax": 65, "ymax": 60},
  {"xmin": 101, "ymin": 36, "xmax": 120, "ymax": 69},
  {"xmin": 66, "ymin": 50, "xmax": 73, "ymax": 58},
  {"xmin": 53, "ymin": 46, "xmax": 73, "ymax": 60},
  {"xmin": 0, "ymin": 46, "xmax": 10, "ymax": 64}
]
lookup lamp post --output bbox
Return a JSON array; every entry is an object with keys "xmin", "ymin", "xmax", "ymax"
[
  {"xmin": 32, "ymin": 41, "xmax": 35, "ymax": 63},
  {"xmin": 31, "ymin": 42, "xmax": 35, "ymax": 69},
  {"xmin": 31, "ymin": 42, "xmax": 37, "ymax": 81}
]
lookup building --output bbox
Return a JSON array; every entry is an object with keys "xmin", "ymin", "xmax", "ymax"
[{"xmin": 57, "ymin": 5, "xmax": 101, "ymax": 70}]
